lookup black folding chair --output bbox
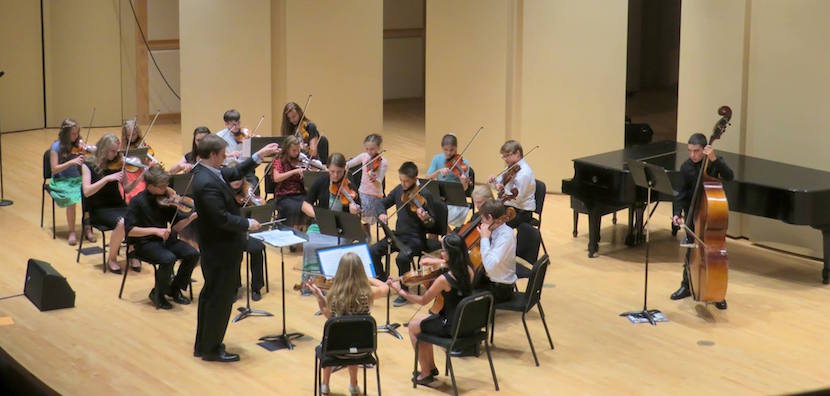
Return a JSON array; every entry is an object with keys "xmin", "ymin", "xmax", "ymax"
[
  {"xmin": 415, "ymin": 292, "xmax": 498, "ymax": 395},
  {"xmin": 76, "ymin": 206, "xmax": 116, "ymax": 273},
  {"xmin": 490, "ymin": 255, "xmax": 554, "ymax": 366},
  {"xmin": 119, "ymin": 247, "xmax": 194, "ymax": 303},
  {"xmin": 314, "ymin": 315, "xmax": 380, "ymax": 396},
  {"xmin": 41, "ymin": 150, "xmax": 56, "ymax": 239},
  {"xmin": 515, "ymin": 222, "xmax": 541, "ymax": 280},
  {"xmin": 529, "ymin": 179, "xmax": 548, "ymax": 255}
]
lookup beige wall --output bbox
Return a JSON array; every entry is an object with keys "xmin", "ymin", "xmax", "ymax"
[
  {"xmin": 43, "ymin": 0, "xmax": 122, "ymax": 127},
  {"xmin": 148, "ymin": 50, "xmax": 180, "ymax": 115},
  {"xmin": 147, "ymin": 0, "xmax": 178, "ymax": 40},
  {"xmin": 384, "ymin": 0, "xmax": 424, "ymax": 99},
  {"xmin": 0, "ymin": 0, "xmax": 44, "ymax": 132},
  {"xmin": 425, "ymin": 0, "xmax": 512, "ymax": 180},
  {"xmin": 521, "ymin": 0, "xmax": 628, "ymax": 189},
  {"xmin": 281, "ymin": 0, "xmax": 383, "ymax": 157},
  {"xmin": 741, "ymin": 0, "xmax": 830, "ymax": 257},
  {"xmin": 179, "ymin": 0, "xmax": 271, "ymax": 151}
]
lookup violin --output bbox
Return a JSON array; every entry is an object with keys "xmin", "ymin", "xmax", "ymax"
[
  {"xmin": 457, "ymin": 207, "xmax": 516, "ymax": 269},
  {"xmin": 156, "ymin": 187, "xmax": 195, "ymax": 216},
  {"xmin": 296, "ymin": 152, "xmax": 326, "ymax": 171},
  {"xmin": 445, "ymin": 154, "xmax": 469, "ymax": 178},
  {"xmin": 293, "ymin": 275, "xmax": 333, "ymax": 291},
  {"xmin": 401, "ymin": 187, "xmax": 435, "ymax": 228},
  {"xmin": 330, "ymin": 178, "xmax": 359, "ymax": 209},
  {"xmin": 106, "ymin": 155, "xmax": 146, "ymax": 173},
  {"xmin": 233, "ymin": 127, "xmax": 250, "ymax": 144},
  {"xmin": 231, "ymin": 179, "xmax": 264, "ymax": 207},
  {"xmin": 70, "ymin": 139, "xmax": 96, "ymax": 159},
  {"xmin": 400, "ymin": 259, "xmax": 449, "ymax": 314},
  {"xmin": 296, "ymin": 120, "xmax": 310, "ymax": 142}
]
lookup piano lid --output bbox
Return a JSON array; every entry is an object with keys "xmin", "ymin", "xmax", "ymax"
[{"xmin": 573, "ymin": 141, "xmax": 830, "ymax": 194}]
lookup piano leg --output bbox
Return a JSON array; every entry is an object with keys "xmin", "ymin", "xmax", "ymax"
[
  {"xmin": 573, "ymin": 210, "xmax": 578, "ymax": 238},
  {"xmin": 625, "ymin": 205, "xmax": 645, "ymax": 246},
  {"xmin": 588, "ymin": 208, "xmax": 602, "ymax": 258},
  {"xmin": 821, "ymin": 228, "xmax": 830, "ymax": 284}
]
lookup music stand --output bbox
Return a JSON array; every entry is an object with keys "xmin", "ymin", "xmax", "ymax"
[
  {"xmin": 245, "ymin": 136, "xmax": 285, "ymax": 160},
  {"xmin": 417, "ymin": 178, "xmax": 441, "ymax": 200},
  {"xmin": 314, "ymin": 207, "xmax": 366, "ymax": 244},
  {"xmin": 376, "ymin": 220, "xmax": 408, "ymax": 340},
  {"xmin": 258, "ymin": 225, "xmax": 310, "ymax": 350},
  {"xmin": 436, "ymin": 180, "xmax": 468, "ymax": 207},
  {"xmin": 234, "ymin": 205, "xmax": 276, "ymax": 323},
  {"xmin": 303, "ymin": 170, "xmax": 325, "ymax": 191},
  {"xmin": 620, "ymin": 160, "xmax": 675, "ymax": 325},
  {"xmin": 169, "ymin": 173, "xmax": 194, "ymax": 196}
]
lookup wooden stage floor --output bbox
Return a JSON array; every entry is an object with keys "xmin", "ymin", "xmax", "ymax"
[{"xmin": 0, "ymin": 122, "xmax": 828, "ymax": 395}]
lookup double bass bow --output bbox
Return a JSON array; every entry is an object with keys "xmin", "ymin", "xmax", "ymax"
[{"xmin": 682, "ymin": 105, "xmax": 732, "ymax": 304}]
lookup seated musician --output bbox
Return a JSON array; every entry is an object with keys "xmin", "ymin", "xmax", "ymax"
[
  {"xmin": 216, "ymin": 109, "xmax": 258, "ymax": 188},
  {"xmin": 49, "ymin": 118, "xmax": 97, "ymax": 245},
  {"xmin": 169, "ymin": 126, "xmax": 210, "ymax": 174},
  {"xmin": 671, "ymin": 133, "xmax": 734, "ymax": 310},
  {"xmin": 475, "ymin": 199, "xmax": 517, "ymax": 303},
  {"xmin": 125, "ymin": 166, "xmax": 199, "ymax": 309},
  {"xmin": 426, "ymin": 133, "xmax": 473, "ymax": 227},
  {"xmin": 271, "ymin": 135, "xmax": 311, "ymax": 233},
  {"xmin": 82, "ymin": 133, "xmax": 142, "ymax": 273},
  {"xmin": 488, "ymin": 140, "xmax": 536, "ymax": 228},
  {"xmin": 307, "ymin": 252, "xmax": 388, "ymax": 396},
  {"xmin": 225, "ymin": 172, "xmax": 269, "ymax": 302},
  {"xmin": 301, "ymin": 153, "xmax": 362, "ymax": 220},
  {"xmin": 387, "ymin": 233, "xmax": 475, "ymax": 385},
  {"xmin": 369, "ymin": 162, "xmax": 436, "ymax": 307},
  {"xmin": 120, "ymin": 119, "xmax": 159, "ymax": 203}
]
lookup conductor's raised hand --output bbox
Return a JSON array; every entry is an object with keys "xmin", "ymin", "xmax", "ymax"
[
  {"xmin": 248, "ymin": 219, "xmax": 261, "ymax": 231},
  {"xmin": 256, "ymin": 143, "xmax": 281, "ymax": 158}
]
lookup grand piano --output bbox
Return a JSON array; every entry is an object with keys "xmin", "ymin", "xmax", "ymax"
[{"xmin": 562, "ymin": 140, "xmax": 830, "ymax": 283}]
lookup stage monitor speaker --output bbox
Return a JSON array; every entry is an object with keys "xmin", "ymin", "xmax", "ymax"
[{"xmin": 24, "ymin": 259, "xmax": 75, "ymax": 311}]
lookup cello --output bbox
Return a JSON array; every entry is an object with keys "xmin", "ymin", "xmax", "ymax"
[{"xmin": 684, "ymin": 105, "xmax": 732, "ymax": 304}]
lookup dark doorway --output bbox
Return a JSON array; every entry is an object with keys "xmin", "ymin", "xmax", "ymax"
[{"xmin": 625, "ymin": 0, "xmax": 681, "ymax": 143}]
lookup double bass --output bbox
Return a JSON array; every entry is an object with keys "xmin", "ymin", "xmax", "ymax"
[{"xmin": 685, "ymin": 106, "xmax": 732, "ymax": 303}]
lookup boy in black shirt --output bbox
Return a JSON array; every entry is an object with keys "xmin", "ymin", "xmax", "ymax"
[
  {"xmin": 126, "ymin": 166, "xmax": 200, "ymax": 310},
  {"xmin": 670, "ymin": 133, "xmax": 734, "ymax": 309},
  {"xmin": 370, "ymin": 161, "xmax": 436, "ymax": 306}
]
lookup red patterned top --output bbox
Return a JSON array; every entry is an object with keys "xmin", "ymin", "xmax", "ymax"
[{"xmin": 272, "ymin": 158, "xmax": 305, "ymax": 197}]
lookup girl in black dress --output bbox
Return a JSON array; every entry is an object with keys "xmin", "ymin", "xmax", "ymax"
[{"xmin": 387, "ymin": 233, "xmax": 474, "ymax": 385}]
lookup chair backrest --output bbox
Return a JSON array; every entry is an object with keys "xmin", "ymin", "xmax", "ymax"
[
  {"xmin": 317, "ymin": 135, "xmax": 330, "ymax": 165},
  {"xmin": 533, "ymin": 179, "xmax": 546, "ymax": 216},
  {"xmin": 320, "ymin": 314, "xmax": 377, "ymax": 359},
  {"xmin": 516, "ymin": 222, "xmax": 541, "ymax": 264},
  {"xmin": 42, "ymin": 149, "xmax": 53, "ymax": 180},
  {"xmin": 523, "ymin": 255, "xmax": 550, "ymax": 312},
  {"xmin": 449, "ymin": 291, "xmax": 494, "ymax": 341}
]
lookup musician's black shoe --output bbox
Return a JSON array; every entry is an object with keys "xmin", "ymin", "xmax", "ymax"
[
  {"xmin": 201, "ymin": 350, "xmax": 240, "ymax": 363},
  {"xmin": 670, "ymin": 284, "xmax": 691, "ymax": 300},
  {"xmin": 714, "ymin": 300, "xmax": 727, "ymax": 310},
  {"xmin": 149, "ymin": 289, "xmax": 173, "ymax": 310},
  {"xmin": 450, "ymin": 343, "xmax": 481, "ymax": 357},
  {"xmin": 252, "ymin": 290, "xmax": 262, "ymax": 302},
  {"xmin": 167, "ymin": 289, "xmax": 191, "ymax": 305}
]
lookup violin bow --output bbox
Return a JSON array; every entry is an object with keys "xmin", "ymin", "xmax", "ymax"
[
  {"xmin": 293, "ymin": 94, "xmax": 312, "ymax": 138},
  {"xmin": 250, "ymin": 115, "xmax": 265, "ymax": 136},
  {"xmin": 352, "ymin": 149, "xmax": 387, "ymax": 176},
  {"xmin": 492, "ymin": 145, "xmax": 540, "ymax": 180},
  {"xmin": 137, "ymin": 110, "xmax": 161, "ymax": 149},
  {"xmin": 447, "ymin": 126, "xmax": 483, "ymax": 176},
  {"xmin": 167, "ymin": 160, "xmax": 199, "ymax": 227}
]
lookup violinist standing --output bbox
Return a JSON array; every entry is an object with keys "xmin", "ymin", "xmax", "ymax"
[
  {"xmin": 345, "ymin": 133, "xmax": 387, "ymax": 228},
  {"xmin": 49, "ymin": 118, "xmax": 96, "ymax": 245},
  {"xmin": 369, "ymin": 162, "xmax": 436, "ymax": 307},
  {"xmin": 191, "ymin": 135, "xmax": 280, "ymax": 362},
  {"xmin": 670, "ymin": 133, "xmax": 733, "ymax": 310},
  {"xmin": 426, "ymin": 133, "xmax": 473, "ymax": 227},
  {"xmin": 216, "ymin": 109, "xmax": 258, "ymax": 189},
  {"xmin": 125, "ymin": 166, "xmax": 199, "ymax": 309},
  {"xmin": 488, "ymin": 140, "xmax": 536, "ymax": 228}
]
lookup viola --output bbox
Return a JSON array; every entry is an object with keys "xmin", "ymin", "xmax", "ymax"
[
  {"xmin": 293, "ymin": 275, "xmax": 333, "ymax": 291},
  {"xmin": 106, "ymin": 155, "xmax": 146, "ymax": 173},
  {"xmin": 70, "ymin": 139, "xmax": 96, "ymax": 159},
  {"xmin": 401, "ymin": 187, "xmax": 435, "ymax": 228},
  {"xmin": 330, "ymin": 178, "xmax": 359, "ymax": 209},
  {"xmin": 233, "ymin": 127, "xmax": 250, "ymax": 144},
  {"xmin": 156, "ymin": 187, "xmax": 195, "ymax": 216},
  {"xmin": 400, "ymin": 260, "xmax": 449, "ymax": 314},
  {"xmin": 230, "ymin": 179, "xmax": 263, "ymax": 207},
  {"xmin": 445, "ymin": 154, "xmax": 469, "ymax": 178},
  {"xmin": 296, "ymin": 120, "xmax": 310, "ymax": 142},
  {"xmin": 297, "ymin": 152, "xmax": 326, "ymax": 171},
  {"xmin": 457, "ymin": 207, "xmax": 516, "ymax": 269}
]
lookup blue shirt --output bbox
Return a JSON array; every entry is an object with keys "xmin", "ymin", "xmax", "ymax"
[
  {"xmin": 427, "ymin": 153, "xmax": 470, "ymax": 183},
  {"xmin": 50, "ymin": 140, "xmax": 81, "ymax": 179}
]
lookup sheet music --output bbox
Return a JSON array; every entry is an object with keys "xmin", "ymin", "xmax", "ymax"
[{"xmin": 250, "ymin": 229, "xmax": 307, "ymax": 247}]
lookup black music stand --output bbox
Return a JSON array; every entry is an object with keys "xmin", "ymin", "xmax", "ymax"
[
  {"xmin": 418, "ymin": 178, "xmax": 441, "ymax": 200},
  {"xmin": 436, "ymin": 180, "xmax": 468, "ymax": 207},
  {"xmin": 234, "ymin": 205, "xmax": 276, "ymax": 323},
  {"xmin": 0, "ymin": 110, "xmax": 10, "ymax": 207},
  {"xmin": 169, "ymin": 173, "xmax": 194, "ymax": 196},
  {"xmin": 376, "ymin": 220, "xmax": 409, "ymax": 340},
  {"xmin": 620, "ymin": 160, "xmax": 675, "ymax": 325},
  {"xmin": 248, "ymin": 136, "xmax": 285, "ymax": 161},
  {"xmin": 303, "ymin": 170, "xmax": 325, "ymax": 191},
  {"xmin": 258, "ymin": 225, "xmax": 309, "ymax": 350},
  {"xmin": 314, "ymin": 207, "xmax": 366, "ymax": 245}
]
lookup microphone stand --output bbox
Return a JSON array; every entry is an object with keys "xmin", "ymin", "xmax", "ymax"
[{"xmin": 0, "ymin": 70, "xmax": 11, "ymax": 206}]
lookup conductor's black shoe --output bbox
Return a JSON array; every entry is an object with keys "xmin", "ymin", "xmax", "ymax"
[
  {"xmin": 201, "ymin": 350, "xmax": 240, "ymax": 363},
  {"xmin": 149, "ymin": 289, "xmax": 173, "ymax": 310},
  {"xmin": 167, "ymin": 289, "xmax": 191, "ymax": 305},
  {"xmin": 252, "ymin": 290, "xmax": 262, "ymax": 302},
  {"xmin": 670, "ymin": 284, "xmax": 691, "ymax": 300},
  {"xmin": 714, "ymin": 300, "xmax": 727, "ymax": 310}
]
